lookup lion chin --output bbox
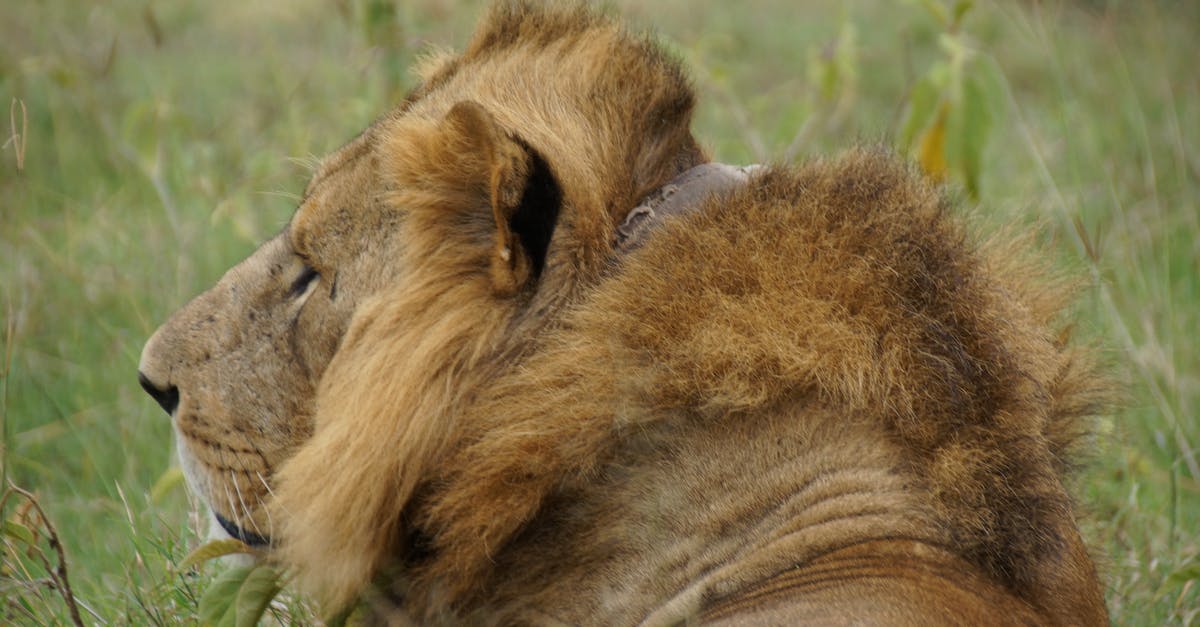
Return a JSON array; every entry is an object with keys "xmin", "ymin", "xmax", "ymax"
[{"xmin": 138, "ymin": 1, "xmax": 1111, "ymax": 624}]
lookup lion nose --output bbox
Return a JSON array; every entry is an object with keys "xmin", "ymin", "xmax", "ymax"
[{"xmin": 138, "ymin": 371, "xmax": 180, "ymax": 415}]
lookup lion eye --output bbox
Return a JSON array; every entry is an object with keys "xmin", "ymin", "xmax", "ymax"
[{"xmin": 288, "ymin": 265, "xmax": 320, "ymax": 298}]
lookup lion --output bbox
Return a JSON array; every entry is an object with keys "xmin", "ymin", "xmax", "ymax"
[{"xmin": 138, "ymin": 2, "xmax": 1110, "ymax": 624}]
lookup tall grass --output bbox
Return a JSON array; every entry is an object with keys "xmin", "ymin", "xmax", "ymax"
[{"xmin": 2, "ymin": 0, "xmax": 1196, "ymax": 624}]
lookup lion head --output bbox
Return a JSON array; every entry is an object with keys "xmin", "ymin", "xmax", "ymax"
[
  {"xmin": 140, "ymin": 2, "xmax": 1109, "ymax": 623},
  {"xmin": 139, "ymin": 0, "xmax": 702, "ymax": 608}
]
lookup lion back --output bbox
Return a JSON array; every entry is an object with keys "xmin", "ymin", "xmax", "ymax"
[{"xmin": 417, "ymin": 150, "xmax": 1109, "ymax": 623}]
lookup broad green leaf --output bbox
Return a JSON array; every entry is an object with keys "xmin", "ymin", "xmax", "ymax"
[
  {"xmin": 807, "ymin": 44, "xmax": 840, "ymax": 104},
  {"xmin": 974, "ymin": 56, "xmax": 1010, "ymax": 123},
  {"xmin": 1167, "ymin": 561, "xmax": 1200, "ymax": 586},
  {"xmin": 915, "ymin": 103, "xmax": 950, "ymax": 181},
  {"xmin": 807, "ymin": 20, "xmax": 857, "ymax": 106},
  {"xmin": 944, "ymin": 91, "xmax": 966, "ymax": 186},
  {"xmin": 901, "ymin": 72, "xmax": 943, "ymax": 149},
  {"xmin": 233, "ymin": 564, "xmax": 284, "ymax": 627},
  {"xmin": 2, "ymin": 520, "xmax": 36, "ymax": 546},
  {"xmin": 199, "ymin": 566, "xmax": 253, "ymax": 626},
  {"xmin": 1154, "ymin": 559, "xmax": 1200, "ymax": 602},
  {"xmin": 951, "ymin": 1, "xmax": 974, "ymax": 29},
  {"xmin": 176, "ymin": 538, "xmax": 257, "ymax": 572},
  {"xmin": 964, "ymin": 71, "xmax": 994, "ymax": 196},
  {"xmin": 149, "ymin": 465, "xmax": 185, "ymax": 504},
  {"xmin": 945, "ymin": 68, "xmax": 993, "ymax": 198}
]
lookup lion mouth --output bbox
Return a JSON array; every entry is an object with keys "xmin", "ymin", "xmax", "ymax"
[{"xmin": 215, "ymin": 512, "xmax": 272, "ymax": 547}]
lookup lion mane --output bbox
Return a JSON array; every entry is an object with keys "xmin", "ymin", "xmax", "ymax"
[{"xmin": 139, "ymin": 2, "xmax": 1110, "ymax": 624}]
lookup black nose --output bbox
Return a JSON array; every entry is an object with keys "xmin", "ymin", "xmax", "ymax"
[{"xmin": 138, "ymin": 371, "xmax": 180, "ymax": 415}]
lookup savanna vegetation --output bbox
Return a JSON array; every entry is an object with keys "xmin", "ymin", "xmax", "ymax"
[{"xmin": 2, "ymin": 0, "xmax": 1197, "ymax": 624}]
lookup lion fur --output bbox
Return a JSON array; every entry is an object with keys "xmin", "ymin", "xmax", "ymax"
[
  {"xmin": 271, "ymin": 1, "xmax": 707, "ymax": 610},
  {"xmin": 410, "ymin": 153, "xmax": 1109, "ymax": 623},
  {"xmin": 140, "ymin": 2, "xmax": 1110, "ymax": 624}
]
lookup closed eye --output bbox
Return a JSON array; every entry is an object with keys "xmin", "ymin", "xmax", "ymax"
[{"xmin": 288, "ymin": 265, "xmax": 320, "ymax": 298}]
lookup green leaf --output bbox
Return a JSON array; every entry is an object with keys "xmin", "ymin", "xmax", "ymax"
[
  {"xmin": 2, "ymin": 520, "xmax": 36, "ymax": 546},
  {"xmin": 806, "ymin": 43, "xmax": 840, "ymax": 104},
  {"xmin": 233, "ymin": 564, "xmax": 284, "ymax": 627},
  {"xmin": 176, "ymin": 538, "xmax": 257, "ymax": 572},
  {"xmin": 1155, "ymin": 559, "xmax": 1200, "ymax": 601},
  {"xmin": 915, "ymin": 103, "xmax": 950, "ymax": 181},
  {"xmin": 900, "ymin": 71, "xmax": 944, "ymax": 150},
  {"xmin": 807, "ymin": 19, "xmax": 859, "ymax": 107},
  {"xmin": 974, "ymin": 56, "xmax": 1010, "ymax": 123},
  {"xmin": 951, "ymin": 1, "xmax": 974, "ymax": 29},
  {"xmin": 1167, "ymin": 561, "xmax": 1200, "ymax": 585},
  {"xmin": 946, "ymin": 68, "xmax": 993, "ymax": 198},
  {"xmin": 198, "ymin": 566, "xmax": 253, "ymax": 627}
]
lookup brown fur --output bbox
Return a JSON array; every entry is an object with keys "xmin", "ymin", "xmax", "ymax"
[{"xmin": 138, "ymin": 2, "xmax": 1110, "ymax": 624}]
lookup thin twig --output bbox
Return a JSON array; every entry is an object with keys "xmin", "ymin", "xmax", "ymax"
[
  {"xmin": 3, "ymin": 484, "xmax": 85, "ymax": 627},
  {"xmin": 8, "ymin": 98, "xmax": 27, "ymax": 172}
]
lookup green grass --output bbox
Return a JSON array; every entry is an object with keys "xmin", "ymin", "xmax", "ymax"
[{"xmin": 2, "ymin": 0, "xmax": 1197, "ymax": 624}]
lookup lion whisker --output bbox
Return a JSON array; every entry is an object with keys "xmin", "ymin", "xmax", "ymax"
[
  {"xmin": 221, "ymin": 482, "xmax": 242, "ymax": 532},
  {"xmin": 255, "ymin": 472, "xmax": 277, "ymax": 539},
  {"xmin": 230, "ymin": 469, "xmax": 263, "ymax": 538}
]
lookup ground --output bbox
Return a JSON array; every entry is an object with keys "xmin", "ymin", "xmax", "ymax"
[{"xmin": 1, "ymin": 0, "xmax": 1197, "ymax": 624}]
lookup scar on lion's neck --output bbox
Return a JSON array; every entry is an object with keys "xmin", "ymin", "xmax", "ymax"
[{"xmin": 613, "ymin": 163, "xmax": 763, "ymax": 255}]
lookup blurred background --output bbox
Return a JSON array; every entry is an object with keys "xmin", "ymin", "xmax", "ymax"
[{"xmin": 2, "ymin": 0, "xmax": 1197, "ymax": 624}]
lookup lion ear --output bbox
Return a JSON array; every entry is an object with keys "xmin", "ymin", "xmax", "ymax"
[{"xmin": 441, "ymin": 101, "xmax": 562, "ymax": 296}]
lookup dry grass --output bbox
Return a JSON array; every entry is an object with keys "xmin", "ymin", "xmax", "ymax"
[{"xmin": 1, "ymin": 0, "xmax": 1196, "ymax": 623}]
